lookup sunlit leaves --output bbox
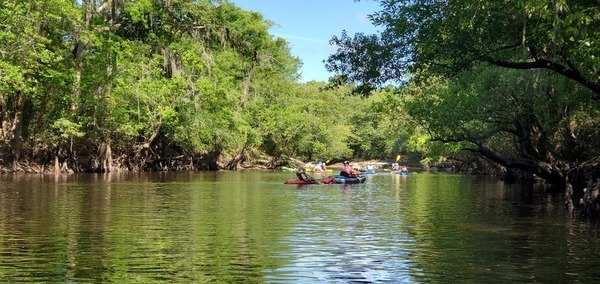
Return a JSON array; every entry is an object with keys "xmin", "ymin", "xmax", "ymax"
[
  {"xmin": 49, "ymin": 118, "xmax": 85, "ymax": 142},
  {"xmin": 124, "ymin": 0, "xmax": 153, "ymax": 25}
]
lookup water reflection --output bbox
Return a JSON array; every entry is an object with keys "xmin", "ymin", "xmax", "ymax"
[
  {"xmin": 0, "ymin": 172, "xmax": 599, "ymax": 282},
  {"xmin": 269, "ymin": 180, "xmax": 417, "ymax": 282}
]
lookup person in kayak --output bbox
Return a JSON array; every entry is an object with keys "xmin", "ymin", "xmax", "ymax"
[
  {"xmin": 313, "ymin": 161, "xmax": 323, "ymax": 172},
  {"xmin": 296, "ymin": 167, "xmax": 314, "ymax": 181},
  {"xmin": 400, "ymin": 164, "xmax": 409, "ymax": 173},
  {"xmin": 340, "ymin": 161, "xmax": 357, "ymax": 178}
]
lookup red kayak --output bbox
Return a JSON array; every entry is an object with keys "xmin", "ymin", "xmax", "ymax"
[{"xmin": 284, "ymin": 176, "xmax": 334, "ymax": 185}]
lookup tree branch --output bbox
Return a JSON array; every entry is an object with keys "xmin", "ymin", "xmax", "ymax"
[
  {"xmin": 464, "ymin": 144, "xmax": 565, "ymax": 185},
  {"xmin": 483, "ymin": 56, "xmax": 600, "ymax": 99}
]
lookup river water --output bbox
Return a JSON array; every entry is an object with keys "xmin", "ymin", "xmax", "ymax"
[{"xmin": 0, "ymin": 171, "xmax": 599, "ymax": 283}]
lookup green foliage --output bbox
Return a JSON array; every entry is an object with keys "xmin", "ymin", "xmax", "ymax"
[
  {"xmin": 402, "ymin": 62, "xmax": 600, "ymax": 171},
  {"xmin": 331, "ymin": 0, "xmax": 600, "ymax": 97},
  {"xmin": 0, "ymin": 0, "xmax": 307, "ymax": 168},
  {"xmin": 11, "ymin": 0, "xmax": 573, "ymax": 173},
  {"xmin": 49, "ymin": 118, "xmax": 85, "ymax": 146},
  {"xmin": 254, "ymin": 81, "xmax": 355, "ymax": 161}
]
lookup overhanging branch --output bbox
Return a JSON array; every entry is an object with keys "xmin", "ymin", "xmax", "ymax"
[
  {"xmin": 464, "ymin": 145, "xmax": 564, "ymax": 185},
  {"xmin": 483, "ymin": 56, "xmax": 600, "ymax": 99}
]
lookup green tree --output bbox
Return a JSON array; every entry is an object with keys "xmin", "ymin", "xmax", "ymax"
[
  {"xmin": 405, "ymin": 64, "xmax": 600, "ymax": 207},
  {"xmin": 0, "ymin": 0, "xmax": 79, "ymax": 166}
]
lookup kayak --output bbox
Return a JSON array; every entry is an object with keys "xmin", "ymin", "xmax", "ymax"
[
  {"xmin": 310, "ymin": 169, "xmax": 333, "ymax": 173},
  {"xmin": 305, "ymin": 168, "xmax": 333, "ymax": 173},
  {"xmin": 332, "ymin": 175, "xmax": 366, "ymax": 184},
  {"xmin": 282, "ymin": 166, "xmax": 298, "ymax": 172},
  {"xmin": 391, "ymin": 171, "xmax": 409, "ymax": 175},
  {"xmin": 284, "ymin": 176, "xmax": 334, "ymax": 185}
]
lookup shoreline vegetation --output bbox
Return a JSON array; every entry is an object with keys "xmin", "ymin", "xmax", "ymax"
[{"xmin": 0, "ymin": 154, "xmax": 439, "ymax": 175}]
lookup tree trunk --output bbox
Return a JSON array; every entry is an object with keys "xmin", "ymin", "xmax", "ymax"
[
  {"xmin": 70, "ymin": 0, "xmax": 95, "ymax": 110},
  {"xmin": 54, "ymin": 155, "xmax": 60, "ymax": 174},
  {"xmin": 98, "ymin": 142, "xmax": 112, "ymax": 172},
  {"xmin": 224, "ymin": 145, "xmax": 248, "ymax": 170},
  {"xmin": 564, "ymin": 180, "xmax": 574, "ymax": 211},
  {"xmin": 241, "ymin": 64, "xmax": 255, "ymax": 107},
  {"xmin": 10, "ymin": 91, "xmax": 25, "ymax": 167}
]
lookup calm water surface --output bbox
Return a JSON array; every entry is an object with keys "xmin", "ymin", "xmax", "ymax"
[{"xmin": 0, "ymin": 171, "xmax": 599, "ymax": 283}]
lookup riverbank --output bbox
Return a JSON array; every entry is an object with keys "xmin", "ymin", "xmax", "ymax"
[{"xmin": 1, "ymin": 155, "xmax": 446, "ymax": 175}]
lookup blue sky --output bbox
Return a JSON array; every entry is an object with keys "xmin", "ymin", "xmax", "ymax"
[{"xmin": 230, "ymin": 0, "xmax": 381, "ymax": 82}]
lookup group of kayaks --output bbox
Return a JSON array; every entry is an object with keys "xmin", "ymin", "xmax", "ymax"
[
  {"xmin": 283, "ymin": 164, "xmax": 409, "ymax": 185},
  {"xmin": 284, "ymin": 175, "xmax": 367, "ymax": 185}
]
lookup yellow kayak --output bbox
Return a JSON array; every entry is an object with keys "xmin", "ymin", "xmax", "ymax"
[{"xmin": 306, "ymin": 168, "xmax": 333, "ymax": 173}]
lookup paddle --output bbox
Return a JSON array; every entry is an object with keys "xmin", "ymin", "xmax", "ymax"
[{"xmin": 305, "ymin": 173, "xmax": 318, "ymax": 183}]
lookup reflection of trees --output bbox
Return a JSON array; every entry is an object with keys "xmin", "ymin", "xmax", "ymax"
[
  {"xmin": 0, "ymin": 172, "xmax": 297, "ymax": 282},
  {"xmin": 402, "ymin": 173, "xmax": 600, "ymax": 282},
  {"xmin": 0, "ymin": 174, "xmax": 113, "ymax": 281},
  {"xmin": 101, "ymin": 172, "xmax": 297, "ymax": 282},
  {"xmin": 400, "ymin": 173, "xmax": 475, "ymax": 282},
  {"xmin": 2, "ymin": 172, "xmax": 599, "ymax": 282}
]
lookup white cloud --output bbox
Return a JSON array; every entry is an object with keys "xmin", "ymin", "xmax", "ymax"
[{"xmin": 272, "ymin": 33, "xmax": 328, "ymax": 44}]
